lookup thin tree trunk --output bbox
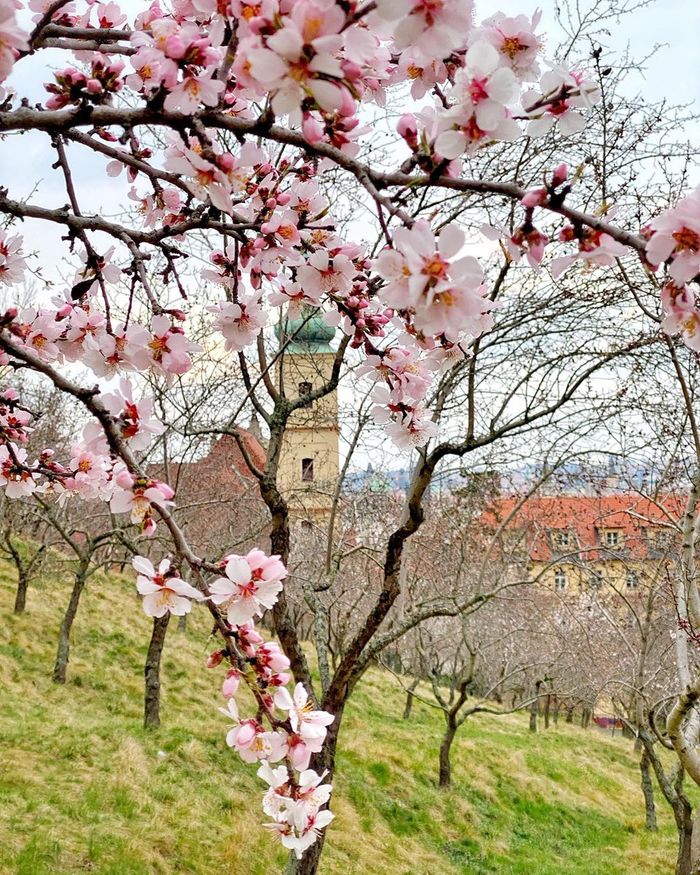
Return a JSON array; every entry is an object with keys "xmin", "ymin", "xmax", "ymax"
[
  {"xmin": 439, "ymin": 720, "xmax": 457, "ymax": 789},
  {"xmin": 144, "ymin": 614, "xmax": 170, "ymax": 729},
  {"xmin": 529, "ymin": 682, "xmax": 541, "ymax": 733},
  {"xmin": 403, "ymin": 679, "xmax": 419, "ymax": 720},
  {"xmin": 13, "ymin": 572, "xmax": 28, "ymax": 614},
  {"xmin": 553, "ymin": 698, "xmax": 560, "ymax": 726},
  {"xmin": 544, "ymin": 694, "xmax": 551, "ymax": 730},
  {"xmin": 566, "ymin": 705, "xmax": 574, "ymax": 723},
  {"xmin": 639, "ymin": 749, "xmax": 658, "ymax": 831},
  {"xmin": 675, "ymin": 808, "xmax": 694, "ymax": 875},
  {"xmin": 177, "ymin": 614, "xmax": 187, "ymax": 632},
  {"xmin": 52, "ymin": 566, "xmax": 88, "ymax": 684},
  {"xmin": 286, "ymin": 702, "xmax": 345, "ymax": 875}
]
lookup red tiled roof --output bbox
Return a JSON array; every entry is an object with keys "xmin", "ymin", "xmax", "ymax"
[{"xmin": 483, "ymin": 493, "xmax": 684, "ymax": 562}]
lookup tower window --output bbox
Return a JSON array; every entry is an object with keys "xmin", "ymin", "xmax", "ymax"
[
  {"xmin": 301, "ymin": 458, "xmax": 314, "ymax": 482},
  {"xmin": 298, "ymin": 381, "xmax": 312, "ymax": 407}
]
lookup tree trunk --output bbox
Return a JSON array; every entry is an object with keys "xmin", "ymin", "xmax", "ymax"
[
  {"xmin": 286, "ymin": 701, "xmax": 345, "ymax": 875},
  {"xmin": 553, "ymin": 698, "xmax": 560, "ymax": 726},
  {"xmin": 566, "ymin": 705, "xmax": 574, "ymax": 723},
  {"xmin": 403, "ymin": 679, "xmax": 419, "ymax": 720},
  {"xmin": 544, "ymin": 694, "xmax": 551, "ymax": 730},
  {"xmin": 674, "ymin": 803, "xmax": 694, "ymax": 875},
  {"xmin": 13, "ymin": 572, "xmax": 28, "ymax": 614},
  {"xmin": 144, "ymin": 614, "xmax": 170, "ymax": 729},
  {"xmin": 177, "ymin": 614, "xmax": 187, "ymax": 632},
  {"xmin": 52, "ymin": 567, "xmax": 88, "ymax": 684},
  {"xmin": 639, "ymin": 749, "xmax": 657, "ymax": 831},
  {"xmin": 439, "ymin": 719, "xmax": 457, "ymax": 789},
  {"xmin": 529, "ymin": 682, "xmax": 541, "ymax": 733}
]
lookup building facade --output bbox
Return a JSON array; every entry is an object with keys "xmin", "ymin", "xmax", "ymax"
[
  {"xmin": 486, "ymin": 494, "xmax": 683, "ymax": 595},
  {"xmin": 276, "ymin": 310, "xmax": 340, "ymax": 522}
]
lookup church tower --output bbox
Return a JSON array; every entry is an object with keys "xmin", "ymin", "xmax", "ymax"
[{"xmin": 276, "ymin": 309, "xmax": 339, "ymax": 522}]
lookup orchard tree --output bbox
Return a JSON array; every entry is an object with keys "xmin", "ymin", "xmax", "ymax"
[{"xmin": 0, "ymin": 0, "xmax": 699, "ymax": 872}]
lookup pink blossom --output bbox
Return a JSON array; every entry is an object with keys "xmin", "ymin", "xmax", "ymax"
[
  {"xmin": 133, "ymin": 555, "xmax": 203, "ymax": 617},
  {"xmin": 374, "ymin": 221, "xmax": 493, "ymax": 340},
  {"xmin": 147, "ymin": 314, "xmax": 200, "ymax": 376},
  {"xmin": 65, "ymin": 446, "xmax": 112, "ymax": 500},
  {"xmin": 358, "ymin": 346, "xmax": 432, "ymax": 401},
  {"xmin": 0, "ymin": 0, "xmax": 28, "ymax": 83},
  {"xmin": 374, "ymin": 0, "xmax": 474, "ymax": 56},
  {"xmin": 207, "ymin": 296, "xmax": 268, "ymax": 352},
  {"xmin": 0, "ymin": 230, "xmax": 26, "ymax": 285},
  {"xmin": 274, "ymin": 682, "xmax": 334, "ymax": 743},
  {"xmin": 475, "ymin": 11, "xmax": 542, "ymax": 81},
  {"xmin": 660, "ymin": 282, "xmax": 700, "ymax": 352},
  {"xmin": 263, "ymin": 808, "xmax": 334, "ymax": 860},
  {"xmin": 110, "ymin": 469, "xmax": 175, "ymax": 533},
  {"xmin": 220, "ymin": 698, "xmax": 288, "ymax": 763},
  {"xmin": 435, "ymin": 42, "xmax": 519, "ymax": 159},
  {"xmin": 296, "ymin": 250, "xmax": 356, "ymax": 299},
  {"xmin": 246, "ymin": 2, "xmax": 347, "ymax": 119},
  {"xmin": 222, "ymin": 669, "xmax": 241, "ymax": 699},
  {"xmin": 646, "ymin": 187, "xmax": 700, "ymax": 284},
  {"xmin": 550, "ymin": 225, "xmax": 627, "ymax": 278},
  {"xmin": 209, "ymin": 550, "xmax": 287, "ymax": 626},
  {"xmin": 101, "ymin": 379, "xmax": 165, "ymax": 451},
  {"xmin": 525, "ymin": 65, "xmax": 601, "ymax": 137},
  {"xmin": 0, "ymin": 443, "xmax": 37, "ymax": 497},
  {"xmin": 163, "ymin": 69, "xmax": 224, "ymax": 112}
]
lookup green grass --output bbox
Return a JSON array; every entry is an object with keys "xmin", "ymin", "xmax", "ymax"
[{"xmin": 0, "ymin": 557, "xmax": 685, "ymax": 874}]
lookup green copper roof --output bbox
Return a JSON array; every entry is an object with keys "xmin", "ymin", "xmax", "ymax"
[{"xmin": 278, "ymin": 307, "xmax": 336, "ymax": 354}]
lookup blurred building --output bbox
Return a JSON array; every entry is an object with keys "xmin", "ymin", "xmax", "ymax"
[{"xmin": 484, "ymin": 493, "xmax": 684, "ymax": 594}]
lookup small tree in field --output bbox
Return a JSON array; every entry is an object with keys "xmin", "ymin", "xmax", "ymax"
[{"xmin": 1, "ymin": 0, "xmax": 700, "ymax": 871}]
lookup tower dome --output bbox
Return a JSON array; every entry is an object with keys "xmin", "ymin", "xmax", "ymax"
[{"xmin": 278, "ymin": 307, "xmax": 336, "ymax": 354}]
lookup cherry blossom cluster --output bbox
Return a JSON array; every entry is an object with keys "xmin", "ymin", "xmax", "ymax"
[
  {"xmin": 45, "ymin": 54, "xmax": 125, "ymax": 109},
  {"xmin": 641, "ymin": 186, "xmax": 700, "ymax": 349},
  {"xmin": 132, "ymin": 547, "xmax": 335, "ymax": 858},
  {"xmin": 3, "ymin": 299, "xmax": 200, "ymax": 380},
  {"xmin": 0, "ymin": 374, "xmax": 169, "ymax": 534}
]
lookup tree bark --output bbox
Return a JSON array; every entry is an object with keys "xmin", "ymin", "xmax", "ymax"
[
  {"xmin": 52, "ymin": 565, "xmax": 88, "ymax": 684},
  {"xmin": 639, "ymin": 749, "xmax": 658, "ymax": 831},
  {"xmin": 144, "ymin": 613, "xmax": 170, "ymax": 729},
  {"xmin": 439, "ymin": 720, "xmax": 457, "ymax": 788},
  {"xmin": 529, "ymin": 682, "xmax": 541, "ymax": 733},
  {"xmin": 286, "ymin": 701, "xmax": 345, "ymax": 875},
  {"xmin": 13, "ymin": 572, "xmax": 28, "ymax": 614},
  {"xmin": 544, "ymin": 693, "xmax": 551, "ymax": 730},
  {"xmin": 566, "ymin": 705, "xmax": 574, "ymax": 723},
  {"xmin": 403, "ymin": 679, "xmax": 419, "ymax": 720},
  {"xmin": 553, "ymin": 698, "xmax": 560, "ymax": 726},
  {"xmin": 675, "ymin": 809, "xmax": 694, "ymax": 875}
]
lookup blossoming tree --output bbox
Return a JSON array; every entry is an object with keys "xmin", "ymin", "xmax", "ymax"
[{"xmin": 1, "ymin": 0, "xmax": 699, "ymax": 870}]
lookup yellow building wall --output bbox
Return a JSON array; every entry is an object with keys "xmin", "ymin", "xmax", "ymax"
[
  {"xmin": 529, "ymin": 557, "xmax": 668, "ymax": 594},
  {"xmin": 277, "ymin": 351, "xmax": 339, "ymax": 520}
]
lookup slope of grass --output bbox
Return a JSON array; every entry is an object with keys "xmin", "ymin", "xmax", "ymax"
[{"xmin": 0, "ymin": 557, "xmax": 684, "ymax": 874}]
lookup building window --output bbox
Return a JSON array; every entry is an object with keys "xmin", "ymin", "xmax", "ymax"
[
  {"xmin": 553, "ymin": 530, "xmax": 570, "ymax": 548},
  {"xmin": 605, "ymin": 530, "xmax": 621, "ymax": 547},
  {"xmin": 301, "ymin": 457, "xmax": 314, "ymax": 482},
  {"xmin": 626, "ymin": 570, "xmax": 639, "ymax": 590},
  {"xmin": 298, "ymin": 381, "xmax": 312, "ymax": 408},
  {"xmin": 554, "ymin": 568, "xmax": 568, "ymax": 591}
]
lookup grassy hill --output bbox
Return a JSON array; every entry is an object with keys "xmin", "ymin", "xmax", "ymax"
[{"xmin": 0, "ymin": 556, "xmax": 684, "ymax": 875}]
